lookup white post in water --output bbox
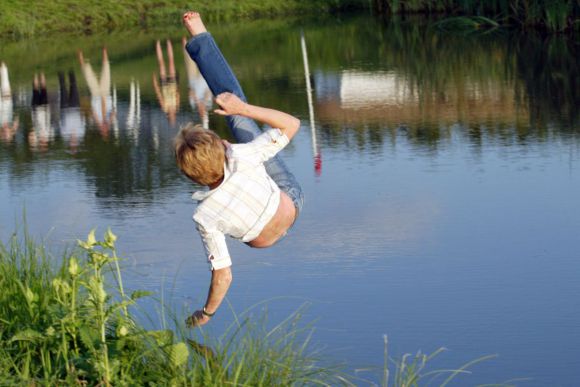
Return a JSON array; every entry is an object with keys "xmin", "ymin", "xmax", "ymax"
[{"xmin": 300, "ymin": 31, "xmax": 321, "ymax": 176}]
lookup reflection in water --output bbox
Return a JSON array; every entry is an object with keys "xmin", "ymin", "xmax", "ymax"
[
  {"xmin": 0, "ymin": 18, "xmax": 579, "ymax": 386},
  {"xmin": 300, "ymin": 32, "xmax": 322, "ymax": 176},
  {"xmin": 58, "ymin": 70, "xmax": 84, "ymax": 152},
  {"xmin": 302, "ymin": 22, "xmax": 578, "ymax": 154},
  {"xmin": 0, "ymin": 18, "xmax": 577, "ymax": 199},
  {"xmin": 314, "ymin": 68, "xmax": 529, "ymax": 151},
  {"xmin": 79, "ymin": 48, "xmax": 117, "ymax": 139},
  {"xmin": 153, "ymin": 39, "xmax": 180, "ymax": 127},
  {"xmin": 513, "ymin": 33, "xmax": 578, "ymax": 131},
  {"xmin": 183, "ymin": 36, "xmax": 212, "ymax": 129},
  {"xmin": 30, "ymin": 72, "xmax": 53, "ymax": 151},
  {"xmin": 317, "ymin": 70, "xmax": 417, "ymax": 108},
  {"xmin": 0, "ymin": 62, "xmax": 18, "ymax": 143},
  {"xmin": 126, "ymin": 79, "xmax": 141, "ymax": 141}
]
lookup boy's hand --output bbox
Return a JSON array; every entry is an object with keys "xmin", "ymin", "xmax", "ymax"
[
  {"xmin": 214, "ymin": 92, "xmax": 248, "ymax": 116},
  {"xmin": 185, "ymin": 310, "xmax": 211, "ymax": 327}
]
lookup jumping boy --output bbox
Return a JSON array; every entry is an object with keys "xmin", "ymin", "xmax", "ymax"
[{"xmin": 176, "ymin": 12, "xmax": 304, "ymax": 327}]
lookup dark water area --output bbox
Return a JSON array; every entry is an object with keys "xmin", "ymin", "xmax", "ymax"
[{"xmin": 1, "ymin": 15, "xmax": 579, "ymax": 386}]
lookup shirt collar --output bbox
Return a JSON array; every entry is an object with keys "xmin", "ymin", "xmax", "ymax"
[{"xmin": 191, "ymin": 161, "xmax": 230, "ymax": 201}]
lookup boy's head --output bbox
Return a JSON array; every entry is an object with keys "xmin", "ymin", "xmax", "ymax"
[{"xmin": 174, "ymin": 123, "xmax": 225, "ymax": 186}]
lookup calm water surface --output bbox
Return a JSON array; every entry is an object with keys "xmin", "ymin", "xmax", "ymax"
[{"xmin": 1, "ymin": 15, "xmax": 579, "ymax": 386}]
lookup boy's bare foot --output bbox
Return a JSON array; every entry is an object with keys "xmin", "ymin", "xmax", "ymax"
[{"xmin": 183, "ymin": 11, "xmax": 207, "ymax": 37}]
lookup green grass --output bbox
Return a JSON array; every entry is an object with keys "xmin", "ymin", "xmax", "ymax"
[
  {"xmin": 0, "ymin": 0, "xmax": 366, "ymax": 38},
  {"xmin": 1, "ymin": 0, "xmax": 576, "ymax": 38},
  {"xmin": 0, "ymin": 227, "xmax": 518, "ymax": 385},
  {"xmin": 0, "ymin": 227, "xmax": 343, "ymax": 385}
]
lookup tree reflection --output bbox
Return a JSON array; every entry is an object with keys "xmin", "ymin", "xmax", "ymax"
[{"xmin": 302, "ymin": 18, "xmax": 578, "ymax": 153}]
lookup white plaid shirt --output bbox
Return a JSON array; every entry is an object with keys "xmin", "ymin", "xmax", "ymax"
[{"xmin": 191, "ymin": 128, "xmax": 290, "ymax": 270}]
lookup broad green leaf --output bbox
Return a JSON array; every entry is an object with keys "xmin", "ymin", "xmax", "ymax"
[
  {"xmin": 87, "ymin": 229, "xmax": 97, "ymax": 247},
  {"xmin": 68, "ymin": 257, "xmax": 79, "ymax": 276},
  {"xmin": 169, "ymin": 342, "xmax": 189, "ymax": 367},
  {"xmin": 11, "ymin": 329, "xmax": 45, "ymax": 343},
  {"xmin": 104, "ymin": 228, "xmax": 117, "ymax": 247},
  {"xmin": 23, "ymin": 286, "xmax": 36, "ymax": 304}
]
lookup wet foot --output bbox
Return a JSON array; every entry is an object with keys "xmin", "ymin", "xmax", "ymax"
[{"xmin": 183, "ymin": 12, "xmax": 207, "ymax": 37}]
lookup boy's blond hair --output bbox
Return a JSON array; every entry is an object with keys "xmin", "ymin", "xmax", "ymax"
[{"xmin": 174, "ymin": 123, "xmax": 225, "ymax": 186}]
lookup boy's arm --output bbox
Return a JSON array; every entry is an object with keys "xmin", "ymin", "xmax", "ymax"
[
  {"xmin": 189, "ymin": 267, "xmax": 232, "ymax": 326},
  {"xmin": 190, "ymin": 218, "xmax": 233, "ymax": 326},
  {"xmin": 214, "ymin": 92, "xmax": 300, "ymax": 141}
]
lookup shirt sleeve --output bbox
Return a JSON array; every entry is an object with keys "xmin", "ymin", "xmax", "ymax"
[
  {"xmin": 230, "ymin": 128, "xmax": 290, "ymax": 165},
  {"xmin": 195, "ymin": 220, "xmax": 232, "ymax": 271}
]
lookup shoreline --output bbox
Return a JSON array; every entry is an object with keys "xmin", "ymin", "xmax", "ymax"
[
  {"xmin": 0, "ymin": 0, "xmax": 366, "ymax": 39},
  {"xmin": 2, "ymin": 0, "xmax": 577, "ymax": 39}
]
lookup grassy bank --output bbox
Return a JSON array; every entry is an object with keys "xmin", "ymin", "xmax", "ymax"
[
  {"xmin": 0, "ymin": 0, "xmax": 366, "ymax": 38},
  {"xmin": 373, "ymin": 0, "xmax": 580, "ymax": 32},
  {"xmin": 0, "ymin": 228, "xmax": 343, "ymax": 385},
  {"xmin": 1, "ymin": 0, "xmax": 576, "ymax": 38},
  {"xmin": 0, "ymin": 227, "xmax": 510, "ymax": 385}
]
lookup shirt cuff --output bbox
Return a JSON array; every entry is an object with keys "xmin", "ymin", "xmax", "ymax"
[
  {"xmin": 267, "ymin": 128, "xmax": 290, "ymax": 147},
  {"xmin": 208, "ymin": 254, "xmax": 232, "ymax": 271}
]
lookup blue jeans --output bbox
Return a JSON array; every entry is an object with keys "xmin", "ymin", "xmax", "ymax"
[{"xmin": 185, "ymin": 32, "xmax": 304, "ymax": 214}]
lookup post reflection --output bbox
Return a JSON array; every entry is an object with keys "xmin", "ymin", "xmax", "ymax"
[{"xmin": 126, "ymin": 79, "xmax": 141, "ymax": 142}]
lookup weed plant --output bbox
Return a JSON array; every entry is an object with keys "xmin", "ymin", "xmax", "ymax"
[
  {"xmin": 0, "ymin": 227, "xmax": 518, "ymax": 386},
  {"xmin": 1, "ymin": 0, "xmax": 576, "ymax": 37},
  {"xmin": 0, "ymin": 228, "xmax": 340, "ymax": 385}
]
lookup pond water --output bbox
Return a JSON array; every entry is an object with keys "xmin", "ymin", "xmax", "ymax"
[{"xmin": 1, "ymin": 14, "xmax": 579, "ymax": 386}]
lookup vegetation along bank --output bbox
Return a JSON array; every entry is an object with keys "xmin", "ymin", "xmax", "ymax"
[
  {"xmin": 2, "ymin": 0, "xmax": 578, "ymax": 38},
  {"xmin": 0, "ymin": 0, "xmax": 366, "ymax": 38}
]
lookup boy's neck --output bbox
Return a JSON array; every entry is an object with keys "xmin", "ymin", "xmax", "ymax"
[{"xmin": 208, "ymin": 175, "xmax": 224, "ymax": 190}]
